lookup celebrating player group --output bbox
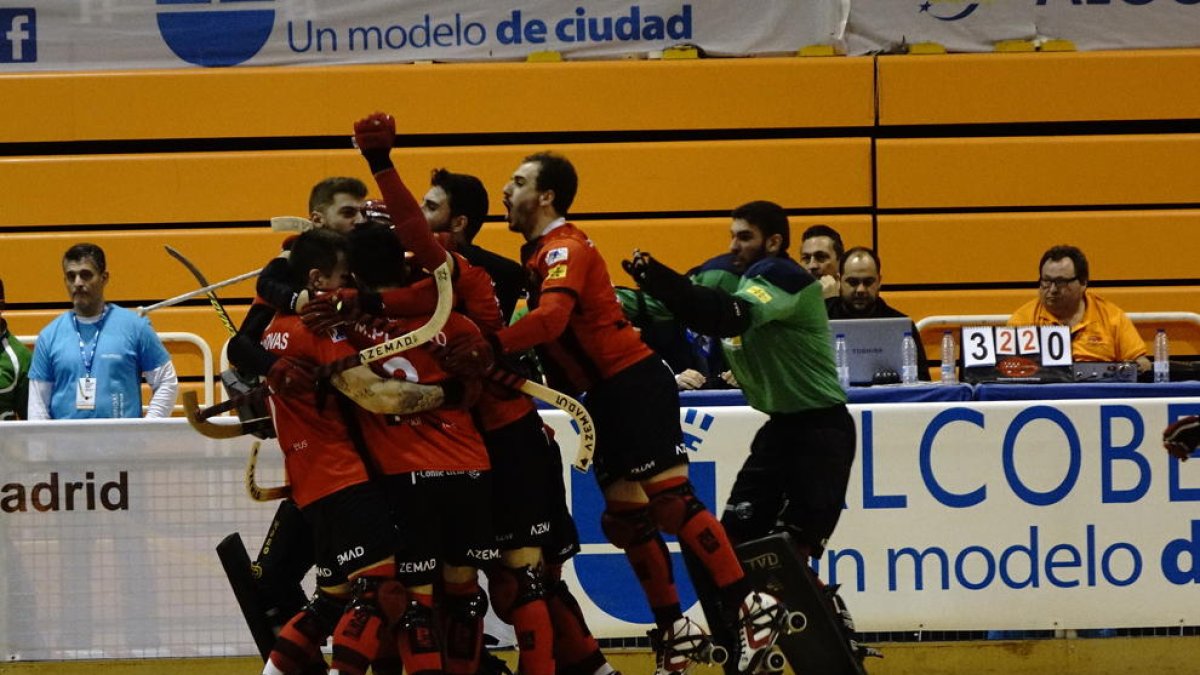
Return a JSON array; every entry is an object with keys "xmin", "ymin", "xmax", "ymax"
[{"xmin": 196, "ymin": 111, "xmax": 877, "ymax": 675}]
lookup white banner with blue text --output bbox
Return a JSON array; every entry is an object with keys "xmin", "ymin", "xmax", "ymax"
[
  {"xmin": 0, "ymin": 0, "xmax": 848, "ymax": 72},
  {"xmin": 2, "ymin": 398, "xmax": 1198, "ymax": 659}
]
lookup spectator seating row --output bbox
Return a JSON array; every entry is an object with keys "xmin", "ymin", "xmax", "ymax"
[{"xmin": 1, "ymin": 50, "xmax": 1197, "ymax": 401}]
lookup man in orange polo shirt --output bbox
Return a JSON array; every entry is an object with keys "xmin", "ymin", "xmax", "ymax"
[{"xmin": 1008, "ymin": 244, "xmax": 1150, "ymax": 372}]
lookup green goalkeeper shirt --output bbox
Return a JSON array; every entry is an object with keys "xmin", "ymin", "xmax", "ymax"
[
  {"xmin": 0, "ymin": 323, "xmax": 31, "ymax": 420},
  {"xmin": 693, "ymin": 254, "xmax": 846, "ymax": 414}
]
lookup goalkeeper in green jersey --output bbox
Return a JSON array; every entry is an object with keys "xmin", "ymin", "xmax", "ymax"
[
  {"xmin": 623, "ymin": 199, "xmax": 854, "ymax": 562},
  {"xmin": 623, "ymin": 200, "xmax": 871, "ymax": 664}
]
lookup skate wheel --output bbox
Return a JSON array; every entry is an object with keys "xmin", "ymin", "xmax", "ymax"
[
  {"xmin": 764, "ymin": 648, "xmax": 787, "ymax": 672},
  {"xmin": 786, "ymin": 610, "xmax": 807, "ymax": 633},
  {"xmin": 708, "ymin": 644, "xmax": 729, "ymax": 665}
]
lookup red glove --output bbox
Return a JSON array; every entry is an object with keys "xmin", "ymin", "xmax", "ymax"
[
  {"xmin": 265, "ymin": 357, "xmax": 317, "ymax": 396},
  {"xmin": 438, "ymin": 332, "xmax": 496, "ymax": 379},
  {"xmin": 301, "ymin": 288, "xmax": 365, "ymax": 333},
  {"xmin": 353, "ymin": 112, "xmax": 396, "ymax": 153}
]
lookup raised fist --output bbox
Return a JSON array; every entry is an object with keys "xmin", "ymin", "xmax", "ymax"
[{"xmin": 353, "ymin": 112, "xmax": 396, "ymax": 153}]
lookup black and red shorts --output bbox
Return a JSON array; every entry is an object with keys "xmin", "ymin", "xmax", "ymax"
[
  {"xmin": 385, "ymin": 470, "xmax": 498, "ymax": 586},
  {"xmin": 301, "ymin": 481, "xmax": 397, "ymax": 589},
  {"xmin": 588, "ymin": 355, "xmax": 689, "ymax": 489},
  {"xmin": 485, "ymin": 410, "xmax": 580, "ymax": 563}
]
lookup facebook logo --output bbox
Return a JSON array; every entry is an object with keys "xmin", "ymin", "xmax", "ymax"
[{"xmin": 1, "ymin": 8, "xmax": 36, "ymax": 63}]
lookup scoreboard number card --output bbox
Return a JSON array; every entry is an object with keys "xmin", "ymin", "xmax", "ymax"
[
  {"xmin": 960, "ymin": 325, "xmax": 1075, "ymax": 382},
  {"xmin": 962, "ymin": 326, "xmax": 998, "ymax": 368},
  {"xmin": 1039, "ymin": 325, "xmax": 1072, "ymax": 366},
  {"xmin": 995, "ymin": 327, "xmax": 1017, "ymax": 356},
  {"xmin": 1015, "ymin": 325, "xmax": 1041, "ymax": 355}
]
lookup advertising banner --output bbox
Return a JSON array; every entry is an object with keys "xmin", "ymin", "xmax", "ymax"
[
  {"xmin": 0, "ymin": 0, "xmax": 848, "ymax": 72},
  {"xmin": 3, "ymin": 398, "xmax": 1199, "ymax": 659},
  {"xmin": 844, "ymin": 0, "xmax": 1200, "ymax": 54},
  {"xmin": 1034, "ymin": 0, "xmax": 1200, "ymax": 52},
  {"xmin": 845, "ymin": 0, "xmax": 1036, "ymax": 55}
]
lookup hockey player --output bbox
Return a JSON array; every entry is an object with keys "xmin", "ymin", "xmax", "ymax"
[
  {"xmin": 623, "ymin": 200, "xmax": 866, "ymax": 666},
  {"xmin": 431, "ymin": 149, "xmax": 783, "ymax": 675},
  {"xmin": 304, "ymin": 116, "xmax": 611, "ymax": 675},
  {"xmin": 257, "ymin": 227, "xmax": 453, "ymax": 675}
]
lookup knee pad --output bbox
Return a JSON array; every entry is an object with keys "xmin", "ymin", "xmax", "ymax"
[
  {"xmin": 306, "ymin": 590, "xmax": 349, "ymax": 635},
  {"xmin": 445, "ymin": 587, "xmax": 490, "ymax": 622},
  {"xmin": 647, "ymin": 482, "xmax": 706, "ymax": 535},
  {"xmin": 398, "ymin": 597, "xmax": 435, "ymax": 633},
  {"xmin": 600, "ymin": 507, "xmax": 656, "ymax": 550},
  {"xmin": 350, "ymin": 575, "xmax": 407, "ymax": 625},
  {"xmin": 510, "ymin": 564, "xmax": 547, "ymax": 611}
]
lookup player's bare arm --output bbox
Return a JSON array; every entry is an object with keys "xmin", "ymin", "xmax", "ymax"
[{"xmin": 331, "ymin": 365, "xmax": 446, "ymax": 415}]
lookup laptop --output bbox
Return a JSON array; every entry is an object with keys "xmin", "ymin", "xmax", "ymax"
[{"xmin": 828, "ymin": 317, "xmax": 914, "ymax": 385}]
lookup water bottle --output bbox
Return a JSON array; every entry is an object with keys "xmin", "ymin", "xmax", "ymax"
[
  {"xmin": 834, "ymin": 333, "xmax": 850, "ymax": 390},
  {"xmin": 1154, "ymin": 329, "xmax": 1170, "ymax": 383},
  {"xmin": 940, "ymin": 330, "xmax": 957, "ymax": 385},
  {"xmin": 901, "ymin": 331, "xmax": 918, "ymax": 385}
]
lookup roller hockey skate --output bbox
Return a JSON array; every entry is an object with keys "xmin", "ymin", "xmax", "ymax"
[
  {"xmin": 734, "ymin": 591, "xmax": 806, "ymax": 674},
  {"xmin": 649, "ymin": 616, "xmax": 729, "ymax": 675}
]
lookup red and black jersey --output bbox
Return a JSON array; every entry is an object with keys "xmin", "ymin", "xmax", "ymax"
[
  {"xmin": 376, "ymin": 254, "xmax": 536, "ymax": 433},
  {"xmin": 378, "ymin": 252, "xmax": 504, "ymax": 334},
  {"xmin": 497, "ymin": 222, "xmax": 651, "ymax": 394},
  {"xmin": 346, "ymin": 311, "xmax": 489, "ymax": 475},
  {"xmin": 260, "ymin": 315, "xmax": 370, "ymax": 508}
]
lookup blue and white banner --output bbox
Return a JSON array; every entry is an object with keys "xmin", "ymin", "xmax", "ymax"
[
  {"xmin": 0, "ymin": 0, "xmax": 848, "ymax": 72},
  {"xmin": 846, "ymin": 0, "xmax": 1036, "ymax": 55},
  {"xmin": 2, "ymin": 398, "xmax": 1199, "ymax": 659},
  {"xmin": 1035, "ymin": 0, "xmax": 1200, "ymax": 52},
  {"xmin": 844, "ymin": 0, "xmax": 1200, "ymax": 54},
  {"xmin": 546, "ymin": 398, "xmax": 1200, "ymax": 635}
]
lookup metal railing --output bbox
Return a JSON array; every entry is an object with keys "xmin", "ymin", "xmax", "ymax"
[
  {"xmin": 18, "ymin": 331, "xmax": 215, "ymax": 410},
  {"xmin": 916, "ymin": 311, "xmax": 1200, "ymax": 335}
]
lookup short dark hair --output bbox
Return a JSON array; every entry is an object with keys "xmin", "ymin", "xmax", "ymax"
[
  {"xmin": 288, "ymin": 229, "xmax": 349, "ymax": 288},
  {"xmin": 840, "ymin": 246, "xmax": 881, "ymax": 275},
  {"xmin": 731, "ymin": 200, "xmax": 790, "ymax": 252},
  {"xmin": 63, "ymin": 243, "xmax": 106, "ymax": 273},
  {"xmin": 349, "ymin": 222, "xmax": 408, "ymax": 289},
  {"xmin": 525, "ymin": 152, "xmax": 578, "ymax": 216},
  {"xmin": 308, "ymin": 176, "xmax": 368, "ymax": 213},
  {"xmin": 1040, "ymin": 244, "xmax": 1089, "ymax": 284},
  {"xmin": 801, "ymin": 224, "xmax": 844, "ymax": 260},
  {"xmin": 431, "ymin": 168, "xmax": 489, "ymax": 242}
]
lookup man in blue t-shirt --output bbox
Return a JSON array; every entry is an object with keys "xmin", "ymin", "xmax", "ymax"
[{"xmin": 28, "ymin": 243, "xmax": 178, "ymax": 419}]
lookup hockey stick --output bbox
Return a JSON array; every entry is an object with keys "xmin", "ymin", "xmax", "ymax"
[
  {"xmin": 183, "ymin": 391, "xmax": 290, "ymax": 499},
  {"xmin": 183, "ymin": 390, "xmax": 243, "ymax": 439},
  {"xmin": 483, "ymin": 369, "xmax": 596, "ymax": 473},
  {"xmin": 270, "ymin": 216, "xmax": 314, "ymax": 233},
  {"xmin": 164, "ymin": 245, "xmax": 240, "ymax": 335},
  {"xmin": 137, "ymin": 268, "xmax": 261, "ymax": 317},
  {"xmin": 246, "ymin": 440, "xmax": 291, "ymax": 501},
  {"xmin": 353, "ymin": 253, "xmax": 455, "ymax": 363}
]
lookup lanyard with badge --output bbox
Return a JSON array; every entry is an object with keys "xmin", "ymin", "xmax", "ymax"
[{"xmin": 73, "ymin": 305, "xmax": 109, "ymax": 410}]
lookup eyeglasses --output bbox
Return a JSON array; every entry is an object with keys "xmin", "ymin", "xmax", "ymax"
[{"xmin": 1038, "ymin": 276, "xmax": 1079, "ymax": 289}]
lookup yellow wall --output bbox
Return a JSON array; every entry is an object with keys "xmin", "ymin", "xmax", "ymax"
[{"xmin": 1, "ymin": 50, "xmax": 1197, "ymax": 373}]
